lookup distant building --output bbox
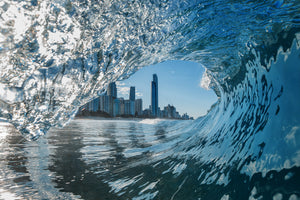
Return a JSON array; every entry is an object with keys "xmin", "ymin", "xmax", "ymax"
[
  {"xmin": 143, "ymin": 108, "xmax": 151, "ymax": 118},
  {"xmin": 77, "ymin": 76, "xmax": 192, "ymax": 120},
  {"xmin": 119, "ymin": 98, "xmax": 125, "ymax": 115},
  {"xmin": 130, "ymin": 101, "xmax": 135, "ymax": 116},
  {"xmin": 108, "ymin": 95, "xmax": 113, "ymax": 116},
  {"xmin": 151, "ymin": 74, "xmax": 158, "ymax": 117},
  {"xmin": 106, "ymin": 82, "xmax": 117, "ymax": 116},
  {"xmin": 107, "ymin": 82, "xmax": 117, "ymax": 98},
  {"xmin": 129, "ymin": 86, "xmax": 135, "ymax": 116},
  {"xmin": 88, "ymin": 98, "xmax": 100, "ymax": 112},
  {"xmin": 164, "ymin": 104, "xmax": 176, "ymax": 118},
  {"xmin": 158, "ymin": 107, "xmax": 162, "ymax": 118},
  {"xmin": 130, "ymin": 86, "xmax": 135, "ymax": 101},
  {"xmin": 113, "ymin": 98, "xmax": 120, "ymax": 117},
  {"xmin": 175, "ymin": 111, "xmax": 180, "ymax": 119},
  {"xmin": 135, "ymin": 99, "xmax": 143, "ymax": 116},
  {"xmin": 87, "ymin": 101, "xmax": 92, "ymax": 112},
  {"xmin": 182, "ymin": 113, "xmax": 190, "ymax": 120},
  {"xmin": 92, "ymin": 98, "xmax": 100, "ymax": 112},
  {"xmin": 161, "ymin": 109, "xmax": 167, "ymax": 118},
  {"xmin": 99, "ymin": 94, "xmax": 110, "ymax": 113},
  {"xmin": 124, "ymin": 100, "xmax": 131, "ymax": 115}
]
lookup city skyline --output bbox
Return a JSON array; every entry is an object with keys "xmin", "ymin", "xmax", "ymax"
[
  {"xmin": 78, "ymin": 73, "xmax": 193, "ymax": 120},
  {"xmin": 117, "ymin": 60, "xmax": 218, "ymax": 118}
]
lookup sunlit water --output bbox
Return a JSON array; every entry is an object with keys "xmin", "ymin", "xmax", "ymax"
[
  {"xmin": 1, "ymin": 0, "xmax": 300, "ymax": 199},
  {"xmin": 1, "ymin": 117, "xmax": 299, "ymax": 200},
  {"xmin": 0, "ymin": 119, "xmax": 196, "ymax": 200}
]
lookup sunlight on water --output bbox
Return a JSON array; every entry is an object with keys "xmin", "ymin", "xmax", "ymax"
[
  {"xmin": 0, "ymin": 0, "xmax": 299, "ymax": 138},
  {"xmin": 0, "ymin": 0, "xmax": 300, "ymax": 199},
  {"xmin": 0, "ymin": 188, "xmax": 21, "ymax": 200},
  {"xmin": 0, "ymin": 122, "xmax": 10, "ymax": 142}
]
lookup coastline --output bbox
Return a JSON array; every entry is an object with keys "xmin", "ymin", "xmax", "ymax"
[
  {"xmin": 75, "ymin": 116, "xmax": 144, "ymax": 121},
  {"xmin": 74, "ymin": 116, "xmax": 189, "ymax": 121}
]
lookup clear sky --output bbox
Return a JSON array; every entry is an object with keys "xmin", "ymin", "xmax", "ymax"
[{"xmin": 116, "ymin": 60, "xmax": 218, "ymax": 118}]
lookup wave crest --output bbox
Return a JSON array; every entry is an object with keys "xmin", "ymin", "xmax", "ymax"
[{"xmin": 0, "ymin": 0, "xmax": 299, "ymax": 140}]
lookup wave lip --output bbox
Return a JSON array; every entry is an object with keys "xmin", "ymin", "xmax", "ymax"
[
  {"xmin": 0, "ymin": 1, "xmax": 299, "ymax": 141},
  {"xmin": 1, "ymin": 1, "xmax": 300, "ymax": 199}
]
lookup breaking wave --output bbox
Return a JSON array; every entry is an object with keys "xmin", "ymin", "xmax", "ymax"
[{"xmin": 0, "ymin": 0, "xmax": 300, "ymax": 198}]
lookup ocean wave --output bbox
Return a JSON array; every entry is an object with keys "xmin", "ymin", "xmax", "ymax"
[
  {"xmin": 0, "ymin": 0, "xmax": 299, "ymax": 139},
  {"xmin": 0, "ymin": 0, "xmax": 300, "ymax": 198}
]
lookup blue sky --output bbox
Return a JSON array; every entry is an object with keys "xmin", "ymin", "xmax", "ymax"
[{"xmin": 116, "ymin": 60, "xmax": 218, "ymax": 118}]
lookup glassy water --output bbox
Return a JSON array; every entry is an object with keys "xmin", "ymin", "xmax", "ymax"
[
  {"xmin": 1, "ymin": 118, "xmax": 299, "ymax": 200},
  {"xmin": 1, "ymin": 1, "xmax": 300, "ymax": 198},
  {"xmin": 0, "ymin": 119, "xmax": 193, "ymax": 199}
]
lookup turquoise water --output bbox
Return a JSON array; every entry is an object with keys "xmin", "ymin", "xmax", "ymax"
[
  {"xmin": 0, "ymin": 0, "xmax": 300, "ymax": 199},
  {"xmin": 0, "ymin": 119, "xmax": 193, "ymax": 199},
  {"xmin": 1, "ymin": 115, "xmax": 300, "ymax": 199}
]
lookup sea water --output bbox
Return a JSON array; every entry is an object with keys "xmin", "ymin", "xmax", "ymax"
[
  {"xmin": 1, "ymin": 0, "xmax": 300, "ymax": 199},
  {"xmin": 0, "ymin": 119, "xmax": 195, "ymax": 200}
]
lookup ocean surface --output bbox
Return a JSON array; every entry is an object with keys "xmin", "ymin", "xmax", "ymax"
[
  {"xmin": 1, "ymin": 116, "xmax": 300, "ymax": 200},
  {"xmin": 0, "ymin": 118, "xmax": 196, "ymax": 200},
  {"xmin": 1, "ymin": 0, "xmax": 300, "ymax": 199}
]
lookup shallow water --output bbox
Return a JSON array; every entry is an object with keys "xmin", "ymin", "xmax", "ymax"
[
  {"xmin": 0, "ymin": 119, "xmax": 191, "ymax": 199},
  {"xmin": 1, "ymin": 118, "xmax": 299, "ymax": 200}
]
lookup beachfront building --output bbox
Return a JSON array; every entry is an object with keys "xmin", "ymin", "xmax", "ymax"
[
  {"xmin": 119, "ymin": 98, "xmax": 125, "ymax": 116},
  {"xmin": 151, "ymin": 74, "xmax": 158, "ymax": 117},
  {"xmin": 124, "ymin": 100, "xmax": 130, "ymax": 115},
  {"xmin": 113, "ymin": 98, "xmax": 120, "ymax": 117},
  {"xmin": 130, "ymin": 86, "xmax": 135, "ymax": 101},
  {"xmin": 77, "ymin": 76, "xmax": 192, "ymax": 120},
  {"xmin": 135, "ymin": 99, "xmax": 143, "ymax": 116},
  {"xmin": 99, "ymin": 93, "xmax": 110, "ymax": 114},
  {"xmin": 107, "ymin": 82, "xmax": 117, "ymax": 98}
]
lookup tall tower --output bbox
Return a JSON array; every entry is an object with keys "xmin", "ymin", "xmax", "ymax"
[
  {"xmin": 107, "ymin": 82, "xmax": 117, "ymax": 99},
  {"xmin": 129, "ymin": 86, "xmax": 135, "ymax": 116},
  {"xmin": 151, "ymin": 74, "xmax": 158, "ymax": 117},
  {"xmin": 107, "ymin": 82, "xmax": 117, "ymax": 116},
  {"xmin": 129, "ymin": 86, "xmax": 135, "ymax": 101}
]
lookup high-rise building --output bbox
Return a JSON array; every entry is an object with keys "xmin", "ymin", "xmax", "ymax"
[
  {"xmin": 130, "ymin": 101, "xmax": 135, "ymax": 116},
  {"xmin": 128, "ymin": 86, "xmax": 135, "ymax": 116},
  {"xmin": 107, "ymin": 95, "xmax": 113, "ymax": 116},
  {"xmin": 113, "ymin": 98, "xmax": 120, "ymax": 117},
  {"xmin": 91, "ymin": 98, "xmax": 100, "ymax": 112},
  {"xmin": 99, "ymin": 93, "xmax": 110, "ymax": 114},
  {"xmin": 129, "ymin": 86, "xmax": 135, "ymax": 101},
  {"xmin": 164, "ymin": 104, "xmax": 176, "ymax": 118},
  {"xmin": 143, "ymin": 108, "xmax": 151, "ymax": 118},
  {"xmin": 124, "ymin": 100, "xmax": 131, "ymax": 115},
  {"xmin": 107, "ymin": 82, "xmax": 117, "ymax": 116},
  {"xmin": 151, "ymin": 74, "xmax": 158, "ymax": 117},
  {"xmin": 135, "ymin": 99, "xmax": 143, "ymax": 116},
  {"xmin": 119, "ymin": 98, "xmax": 125, "ymax": 115},
  {"xmin": 107, "ymin": 82, "xmax": 117, "ymax": 98},
  {"xmin": 88, "ymin": 101, "xmax": 93, "ymax": 112}
]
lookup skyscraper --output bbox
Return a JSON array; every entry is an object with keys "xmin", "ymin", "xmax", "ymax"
[
  {"xmin": 129, "ymin": 86, "xmax": 135, "ymax": 101},
  {"xmin": 99, "ymin": 94, "xmax": 109, "ymax": 113},
  {"xmin": 151, "ymin": 74, "xmax": 158, "ymax": 117},
  {"xmin": 107, "ymin": 82, "xmax": 117, "ymax": 98},
  {"xmin": 107, "ymin": 82, "xmax": 117, "ymax": 116},
  {"xmin": 119, "ymin": 98, "xmax": 125, "ymax": 115},
  {"xmin": 129, "ymin": 86, "xmax": 135, "ymax": 116},
  {"xmin": 113, "ymin": 98, "xmax": 120, "ymax": 117},
  {"xmin": 124, "ymin": 100, "xmax": 131, "ymax": 115},
  {"xmin": 135, "ymin": 99, "xmax": 143, "ymax": 116}
]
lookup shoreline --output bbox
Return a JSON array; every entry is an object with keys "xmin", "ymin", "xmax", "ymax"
[
  {"xmin": 74, "ymin": 116, "xmax": 190, "ymax": 121},
  {"xmin": 75, "ymin": 116, "xmax": 145, "ymax": 121}
]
